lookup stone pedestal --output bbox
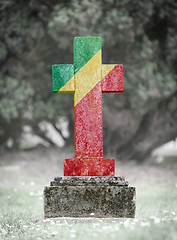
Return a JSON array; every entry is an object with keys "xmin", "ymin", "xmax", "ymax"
[{"xmin": 44, "ymin": 177, "xmax": 136, "ymax": 218}]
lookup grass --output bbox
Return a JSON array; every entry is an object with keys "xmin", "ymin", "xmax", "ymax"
[
  {"xmin": 0, "ymin": 147, "xmax": 177, "ymax": 239},
  {"xmin": 0, "ymin": 179, "xmax": 177, "ymax": 240}
]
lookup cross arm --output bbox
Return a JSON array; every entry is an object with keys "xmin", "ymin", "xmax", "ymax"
[
  {"xmin": 52, "ymin": 64, "xmax": 75, "ymax": 93},
  {"xmin": 101, "ymin": 64, "xmax": 123, "ymax": 93}
]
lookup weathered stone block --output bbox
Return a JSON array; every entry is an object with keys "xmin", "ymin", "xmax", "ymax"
[{"xmin": 44, "ymin": 177, "xmax": 136, "ymax": 218}]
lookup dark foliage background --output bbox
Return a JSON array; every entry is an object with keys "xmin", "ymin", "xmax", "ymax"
[{"xmin": 0, "ymin": 0, "xmax": 177, "ymax": 161}]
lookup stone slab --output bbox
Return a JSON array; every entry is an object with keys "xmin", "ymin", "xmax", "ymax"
[
  {"xmin": 44, "ymin": 176, "xmax": 136, "ymax": 218},
  {"xmin": 51, "ymin": 176, "xmax": 128, "ymax": 186}
]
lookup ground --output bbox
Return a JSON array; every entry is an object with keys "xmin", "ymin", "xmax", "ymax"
[{"xmin": 0, "ymin": 147, "xmax": 177, "ymax": 240}]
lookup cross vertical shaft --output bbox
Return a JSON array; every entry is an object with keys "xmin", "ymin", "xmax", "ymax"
[{"xmin": 74, "ymin": 37, "xmax": 103, "ymax": 159}]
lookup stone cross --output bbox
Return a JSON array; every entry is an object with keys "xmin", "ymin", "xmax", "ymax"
[{"xmin": 52, "ymin": 37, "xmax": 123, "ymax": 176}]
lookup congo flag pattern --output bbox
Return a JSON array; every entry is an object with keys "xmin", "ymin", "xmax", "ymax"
[{"xmin": 52, "ymin": 37, "xmax": 123, "ymax": 176}]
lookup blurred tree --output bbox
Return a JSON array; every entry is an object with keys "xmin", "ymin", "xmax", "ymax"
[{"xmin": 0, "ymin": 0, "xmax": 176, "ymax": 161}]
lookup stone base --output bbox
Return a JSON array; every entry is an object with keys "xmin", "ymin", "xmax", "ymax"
[{"xmin": 44, "ymin": 176, "xmax": 136, "ymax": 218}]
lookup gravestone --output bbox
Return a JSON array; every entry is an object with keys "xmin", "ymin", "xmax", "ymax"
[{"xmin": 44, "ymin": 37, "xmax": 136, "ymax": 218}]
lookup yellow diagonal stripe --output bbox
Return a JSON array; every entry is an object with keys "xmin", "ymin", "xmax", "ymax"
[
  {"xmin": 102, "ymin": 64, "xmax": 116, "ymax": 79},
  {"xmin": 57, "ymin": 75, "xmax": 75, "ymax": 93},
  {"xmin": 74, "ymin": 50, "xmax": 101, "ymax": 106},
  {"xmin": 57, "ymin": 51, "xmax": 116, "ymax": 105}
]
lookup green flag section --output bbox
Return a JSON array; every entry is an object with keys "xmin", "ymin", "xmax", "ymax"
[
  {"xmin": 74, "ymin": 37, "xmax": 101, "ymax": 74},
  {"xmin": 52, "ymin": 64, "xmax": 74, "ymax": 93}
]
